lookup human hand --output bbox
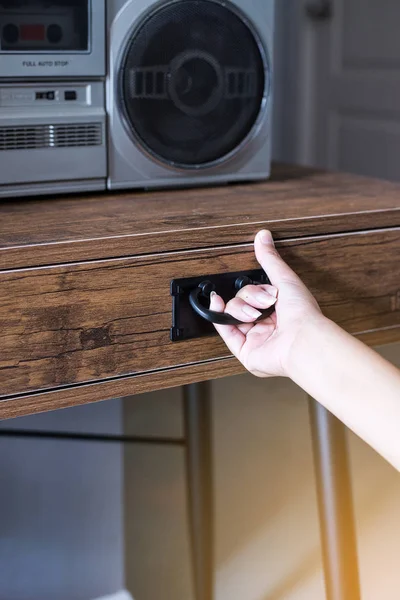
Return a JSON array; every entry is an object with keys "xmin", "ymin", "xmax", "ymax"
[{"xmin": 209, "ymin": 230, "xmax": 323, "ymax": 378}]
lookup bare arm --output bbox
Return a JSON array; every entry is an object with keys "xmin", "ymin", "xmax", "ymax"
[
  {"xmin": 288, "ymin": 315, "xmax": 400, "ymax": 470},
  {"xmin": 210, "ymin": 230, "xmax": 400, "ymax": 471}
]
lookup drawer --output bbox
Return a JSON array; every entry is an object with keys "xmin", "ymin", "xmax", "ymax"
[{"xmin": 1, "ymin": 229, "xmax": 399, "ymax": 399}]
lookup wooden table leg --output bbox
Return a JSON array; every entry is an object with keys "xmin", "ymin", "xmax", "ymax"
[
  {"xmin": 183, "ymin": 382, "xmax": 214, "ymax": 600},
  {"xmin": 308, "ymin": 397, "xmax": 361, "ymax": 600}
]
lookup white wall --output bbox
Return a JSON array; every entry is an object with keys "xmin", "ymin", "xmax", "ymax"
[
  {"xmin": 215, "ymin": 345, "xmax": 400, "ymax": 600},
  {"xmin": 123, "ymin": 343, "xmax": 400, "ymax": 600}
]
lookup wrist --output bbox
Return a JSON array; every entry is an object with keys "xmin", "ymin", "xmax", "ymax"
[{"xmin": 283, "ymin": 313, "xmax": 332, "ymax": 381}]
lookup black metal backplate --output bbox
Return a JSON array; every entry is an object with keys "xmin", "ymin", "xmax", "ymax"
[{"xmin": 170, "ymin": 269, "xmax": 269, "ymax": 342}]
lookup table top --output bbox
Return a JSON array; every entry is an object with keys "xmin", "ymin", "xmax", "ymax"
[
  {"xmin": 1, "ymin": 163, "xmax": 399, "ymax": 421},
  {"xmin": 1, "ymin": 163, "xmax": 400, "ymax": 270}
]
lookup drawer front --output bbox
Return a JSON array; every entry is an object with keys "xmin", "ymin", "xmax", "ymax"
[{"xmin": 1, "ymin": 229, "xmax": 399, "ymax": 398}]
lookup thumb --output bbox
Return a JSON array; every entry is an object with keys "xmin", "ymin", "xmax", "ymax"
[
  {"xmin": 209, "ymin": 290, "xmax": 225, "ymax": 313},
  {"xmin": 254, "ymin": 230, "xmax": 300, "ymax": 286}
]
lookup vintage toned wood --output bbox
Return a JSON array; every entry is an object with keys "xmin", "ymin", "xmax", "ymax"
[
  {"xmin": 1, "ymin": 165, "xmax": 399, "ymax": 420},
  {"xmin": 1, "ymin": 230, "xmax": 399, "ymax": 405},
  {"xmin": 1, "ymin": 164, "xmax": 400, "ymax": 270},
  {"xmin": 2, "ymin": 324, "xmax": 399, "ymax": 421},
  {"xmin": 0, "ymin": 357, "xmax": 244, "ymax": 421},
  {"xmin": 357, "ymin": 327, "xmax": 400, "ymax": 347}
]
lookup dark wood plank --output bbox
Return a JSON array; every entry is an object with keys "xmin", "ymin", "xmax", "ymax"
[
  {"xmin": 0, "ymin": 358, "xmax": 244, "ymax": 421},
  {"xmin": 1, "ymin": 323, "xmax": 399, "ymax": 423},
  {"xmin": 1, "ymin": 164, "xmax": 400, "ymax": 269},
  {"xmin": 357, "ymin": 326, "xmax": 400, "ymax": 347},
  {"xmin": 1, "ymin": 229, "xmax": 399, "ymax": 399}
]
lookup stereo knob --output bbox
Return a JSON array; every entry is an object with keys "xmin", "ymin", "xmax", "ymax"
[
  {"xmin": 47, "ymin": 24, "xmax": 63, "ymax": 44},
  {"xmin": 169, "ymin": 50, "xmax": 223, "ymax": 117},
  {"xmin": 2, "ymin": 23, "xmax": 19, "ymax": 44}
]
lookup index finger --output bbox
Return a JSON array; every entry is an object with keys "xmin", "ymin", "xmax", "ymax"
[{"xmin": 209, "ymin": 292, "xmax": 246, "ymax": 359}]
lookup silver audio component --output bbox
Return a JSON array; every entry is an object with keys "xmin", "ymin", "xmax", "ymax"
[
  {"xmin": 0, "ymin": 0, "xmax": 107, "ymax": 197},
  {"xmin": 0, "ymin": 0, "xmax": 105, "ymax": 78},
  {"xmin": 107, "ymin": 0, "xmax": 274, "ymax": 191},
  {"xmin": 0, "ymin": 0, "xmax": 274, "ymax": 198},
  {"xmin": 0, "ymin": 81, "xmax": 107, "ymax": 197}
]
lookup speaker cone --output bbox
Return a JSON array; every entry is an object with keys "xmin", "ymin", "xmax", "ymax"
[{"xmin": 120, "ymin": 0, "xmax": 268, "ymax": 167}]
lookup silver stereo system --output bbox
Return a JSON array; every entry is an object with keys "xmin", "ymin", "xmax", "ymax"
[{"xmin": 0, "ymin": 0, "xmax": 274, "ymax": 198}]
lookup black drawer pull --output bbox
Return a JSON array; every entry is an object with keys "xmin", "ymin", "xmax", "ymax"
[
  {"xmin": 171, "ymin": 268, "xmax": 274, "ymax": 341},
  {"xmin": 189, "ymin": 279, "xmax": 275, "ymax": 326}
]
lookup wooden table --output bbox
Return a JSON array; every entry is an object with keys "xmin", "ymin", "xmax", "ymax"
[{"xmin": 1, "ymin": 164, "xmax": 399, "ymax": 600}]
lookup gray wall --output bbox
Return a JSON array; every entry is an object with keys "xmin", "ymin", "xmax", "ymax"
[
  {"xmin": 272, "ymin": 0, "xmax": 304, "ymax": 162},
  {"xmin": 0, "ymin": 400, "xmax": 125, "ymax": 600}
]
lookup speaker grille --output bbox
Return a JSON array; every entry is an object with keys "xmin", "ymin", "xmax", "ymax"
[
  {"xmin": 120, "ymin": 0, "xmax": 268, "ymax": 167},
  {"xmin": 0, "ymin": 123, "xmax": 103, "ymax": 151}
]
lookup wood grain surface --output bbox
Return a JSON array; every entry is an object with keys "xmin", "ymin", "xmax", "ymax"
[
  {"xmin": 1, "ymin": 229, "xmax": 399, "ymax": 402},
  {"xmin": 3, "ymin": 319, "xmax": 400, "ymax": 421},
  {"xmin": 1, "ymin": 326, "xmax": 399, "ymax": 422},
  {"xmin": 0, "ymin": 357, "xmax": 244, "ymax": 421},
  {"xmin": 1, "ymin": 164, "xmax": 400, "ymax": 269}
]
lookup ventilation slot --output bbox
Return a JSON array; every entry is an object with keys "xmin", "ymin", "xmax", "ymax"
[
  {"xmin": 225, "ymin": 69, "xmax": 257, "ymax": 99},
  {"xmin": 0, "ymin": 123, "xmax": 103, "ymax": 151},
  {"xmin": 129, "ymin": 67, "xmax": 168, "ymax": 99}
]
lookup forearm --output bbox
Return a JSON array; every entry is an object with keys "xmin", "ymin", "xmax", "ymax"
[{"xmin": 288, "ymin": 316, "xmax": 400, "ymax": 471}]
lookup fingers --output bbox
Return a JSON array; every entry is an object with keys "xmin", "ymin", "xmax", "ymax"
[
  {"xmin": 224, "ymin": 297, "xmax": 262, "ymax": 322},
  {"xmin": 236, "ymin": 284, "xmax": 278, "ymax": 309},
  {"xmin": 209, "ymin": 290, "xmax": 225, "ymax": 313},
  {"xmin": 254, "ymin": 230, "xmax": 302, "ymax": 286},
  {"xmin": 209, "ymin": 292, "xmax": 246, "ymax": 358}
]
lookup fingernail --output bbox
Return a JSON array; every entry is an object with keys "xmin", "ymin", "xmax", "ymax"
[
  {"xmin": 259, "ymin": 230, "xmax": 274, "ymax": 246},
  {"xmin": 264, "ymin": 285, "xmax": 278, "ymax": 298},
  {"xmin": 242, "ymin": 305, "xmax": 262, "ymax": 319},
  {"xmin": 210, "ymin": 291, "xmax": 216, "ymax": 298},
  {"xmin": 256, "ymin": 291, "xmax": 276, "ymax": 306},
  {"xmin": 259, "ymin": 230, "xmax": 270, "ymax": 244}
]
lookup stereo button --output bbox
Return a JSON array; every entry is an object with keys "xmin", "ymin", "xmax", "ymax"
[
  {"xmin": 64, "ymin": 91, "xmax": 77, "ymax": 101},
  {"xmin": 2, "ymin": 23, "xmax": 19, "ymax": 44},
  {"xmin": 47, "ymin": 24, "xmax": 63, "ymax": 44}
]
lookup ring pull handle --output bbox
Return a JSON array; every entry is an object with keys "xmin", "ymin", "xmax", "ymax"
[{"xmin": 189, "ymin": 277, "xmax": 275, "ymax": 326}]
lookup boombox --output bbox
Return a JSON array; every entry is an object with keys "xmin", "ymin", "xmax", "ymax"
[{"xmin": 0, "ymin": 0, "xmax": 274, "ymax": 198}]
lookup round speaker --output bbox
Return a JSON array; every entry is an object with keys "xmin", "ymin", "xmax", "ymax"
[{"xmin": 119, "ymin": 0, "xmax": 269, "ymax": 168}]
